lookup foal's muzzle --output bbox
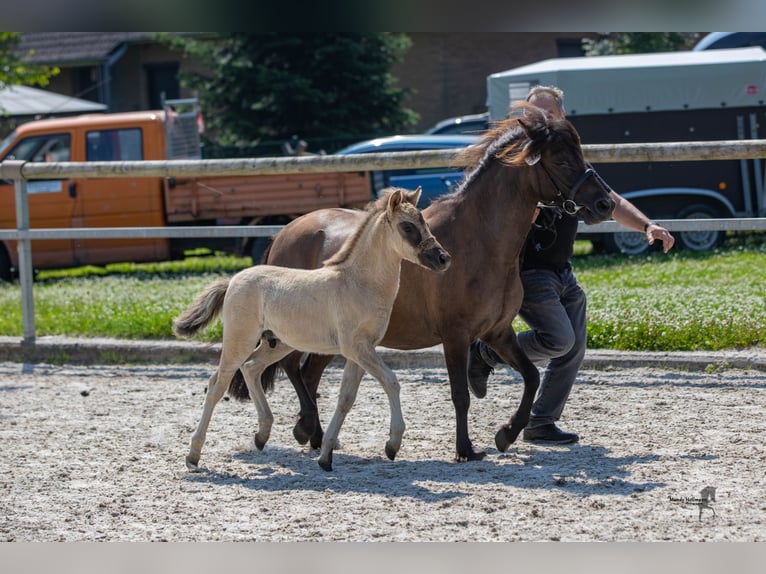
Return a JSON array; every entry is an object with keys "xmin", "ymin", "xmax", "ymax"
[{"xmin": 419, "ymin": 245, "xmax": 451, "ymax": 272}]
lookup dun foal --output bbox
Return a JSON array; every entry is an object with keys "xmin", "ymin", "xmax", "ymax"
[{"xmin": 173, "ymin": 187, "xmax": 451, "ymax": 471}]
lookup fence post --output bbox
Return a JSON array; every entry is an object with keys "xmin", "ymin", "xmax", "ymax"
[{"xmin": 8, "ymin": 162, "xmax": 36, "ymax": 345}]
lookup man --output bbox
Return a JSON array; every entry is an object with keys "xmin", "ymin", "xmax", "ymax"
[{"xmin": 467, "ymin": 85, "xmax": 675, "ymax": 444}]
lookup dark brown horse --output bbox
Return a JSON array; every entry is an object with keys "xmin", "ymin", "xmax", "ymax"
[{"xmin": 233, "ymin": 102, "xmax": 615, "ymax": 462}]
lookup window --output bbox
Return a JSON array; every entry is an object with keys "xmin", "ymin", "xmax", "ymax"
[
  {"xmin": 85, "ymin": 129, "xmax": 143, "ymax": 161},
  {"xmin": 4, "ymin": 133, "xmax": 71, "ymax": 163}
]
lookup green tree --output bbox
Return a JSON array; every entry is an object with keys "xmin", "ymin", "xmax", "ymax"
[
  {"xmin": 583, "ymin": 33, "xmax": 701, "ymax": 56},
  {"xmin": 0, "ymin": 32, "xmax": 59, "ymax": 88},
  {"xmin": 159, "ymin": 33, "xmax": 418, "ymax": 149}
]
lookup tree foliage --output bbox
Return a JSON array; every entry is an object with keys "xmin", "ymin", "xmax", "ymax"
[
  {"xmin": 159, "ymin": 33, "xmax": 418, "ymax": 147},
  {"xmin": 0, "ymin": 32, "xmax": 59, "ymax": 89},
  {"xmin": 583, "ymin": 33, "xmax": 701, "ymax": 56}
]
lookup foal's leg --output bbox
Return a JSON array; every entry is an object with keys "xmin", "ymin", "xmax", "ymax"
[
  {"xmin": 187, "ymin": 322, "xmax": 264, "ymax": 470},
  {"xmin": 350, "ymin": 346, "xmax": 406, "ymax": 463},
  {"xmin": 186, "ymin": 357, "xmax": 245, "ymax": 470},
  {"xmin": 318, "ymin": 360, "xmax": 365, "ymax": 471},
  {"xmin": 240, "ymin": 342, "xmax": 294, "ymax": 450}
]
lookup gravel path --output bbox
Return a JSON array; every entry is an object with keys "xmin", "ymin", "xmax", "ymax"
[{"xmin": 1, "ymin": 360, "xmax": 765, "ymax": 541}]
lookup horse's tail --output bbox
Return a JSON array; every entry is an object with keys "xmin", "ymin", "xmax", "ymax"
[
  {"xmin": 227, "ymin": 362, "xmax": 283, "ymax": 401},
  {"xmin": 172, "ymin": 277, "xmax": 230, "ymax": 339}
]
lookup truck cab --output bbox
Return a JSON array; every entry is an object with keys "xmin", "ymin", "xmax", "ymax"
[{"xmin": 0, "ymin": 108, "xmax": 195, "ymax": 280}]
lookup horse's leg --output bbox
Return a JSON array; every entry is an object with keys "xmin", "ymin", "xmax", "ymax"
[
  {"xmin": 241, "ymin": 343, "xmax": 294, "ymax": 450},
  {"xmin": 317, "ymin": 360, "xmax": 365, "ymax": 471},
  {"xmin": 280, "ymin": 351, "xmax": 320, "ymax": 446},
  {"xmin": 487, "ymin": 329, "xmax": 541, "ymax": 452},
  {"xmin": 438, "ymin": 336, "xmax": 487, "ymax": 461},
  {"xmin": 347, "ymin": 345, "xmax": 406, "ymax": 462},
  {"xmin": 299, "ymin": 353, "xmax": 335, "ymax": 449}
]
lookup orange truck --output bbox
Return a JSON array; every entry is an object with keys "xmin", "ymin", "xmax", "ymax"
[{"xmin": 0, "ymin": 99, "xmax": 372, "ymax": 281}]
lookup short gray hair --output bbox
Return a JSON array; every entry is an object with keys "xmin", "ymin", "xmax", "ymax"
[{"xmin": 526, "ymin": 85, "xmax": 566, "ymax": 114}]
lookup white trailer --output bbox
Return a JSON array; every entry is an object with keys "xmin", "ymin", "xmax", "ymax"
[{"xmin": 487, "ymin": 47, "xmax": 766, "ymax": 253}]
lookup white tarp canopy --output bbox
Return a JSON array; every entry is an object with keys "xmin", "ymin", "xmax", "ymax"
[
  {"xmin": 0, "ymin": 85, "xmax": 106, "ymax": 117},
  {"xmin": 487, "ymin": 47, "xmax": 766, "ymax": 120}
]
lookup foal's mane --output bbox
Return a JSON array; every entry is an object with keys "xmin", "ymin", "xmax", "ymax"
[
  {"xmin": 452, "ymin": 102, "xmax": 580, "ymax": 194},
  {"xmin": 322, "ymin": 192, "xmax": 391, "ymax": 267}
]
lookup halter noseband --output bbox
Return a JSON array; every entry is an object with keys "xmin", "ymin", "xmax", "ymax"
[{"xmin": 536, "ymin": 161, "xmax": 595, "ymax": 216}]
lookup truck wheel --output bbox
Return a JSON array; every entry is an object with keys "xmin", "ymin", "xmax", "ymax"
[
  {"xmin": 0, "ymin": 248, "xmax": 12, "ymax": 283},
  {"xmin": 602, "ymin": 229, "xmax": 650, "ymax": 255},
  {"xmin": 675, "ymin": 203, "xmax": 724, "ymax": 252}
]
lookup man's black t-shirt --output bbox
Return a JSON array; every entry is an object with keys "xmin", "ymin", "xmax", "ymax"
[{"xmin": 521, "ymin": 207, "xmax": 579, "ymax": 272}]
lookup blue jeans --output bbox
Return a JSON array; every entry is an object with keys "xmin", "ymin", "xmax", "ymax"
[{"xmin": 516, "ymin": 267, "xmax": 586, "ymax": 429}]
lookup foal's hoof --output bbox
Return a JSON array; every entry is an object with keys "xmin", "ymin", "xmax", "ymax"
[
  {"xmin": 318, "ymin": 453, "xmax": 333, "ymax": 472},
  {"xmin": 254, "ymin": 434, "xmax": 268, "ymax": 451},
  {"xmin": 384, "ymin": 442, "xmax": 398, "ymax": 462},
  {"xmin": 495, "ymin": 424, "xmax": 523, "ymax": 452}
]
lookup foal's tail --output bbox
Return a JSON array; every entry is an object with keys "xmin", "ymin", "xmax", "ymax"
[{"xmin": 172, "ymin": 277, "xmax": 230, "ymax": 339}]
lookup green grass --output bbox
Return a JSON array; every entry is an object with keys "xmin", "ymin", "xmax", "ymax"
[{"xmin": 1, "ymin": 238, "xmax": 765, "ymax": 351}]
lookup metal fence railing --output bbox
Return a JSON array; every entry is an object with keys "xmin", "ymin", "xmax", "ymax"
[{"xmin": 2, "ymin": 138, "xmax": 766, "ymax": 344}]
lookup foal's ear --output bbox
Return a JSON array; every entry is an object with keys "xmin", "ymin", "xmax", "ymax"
[
  {"xmin": 405, "ymin": 186, "xmax": 422, "ymax": 207},
  {"xmin": 387, "ymin": 188, "xmax": 405, "ymax": 212}
]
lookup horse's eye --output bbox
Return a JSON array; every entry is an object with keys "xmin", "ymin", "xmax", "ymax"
[{"xmin": 400, "ymin": 222, "xmax": 414, "ymax": 233}]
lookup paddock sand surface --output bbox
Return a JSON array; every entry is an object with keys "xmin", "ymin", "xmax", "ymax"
[{"xmin": 1, "ymin": 360, "xmax": 764, "ymax": 542}]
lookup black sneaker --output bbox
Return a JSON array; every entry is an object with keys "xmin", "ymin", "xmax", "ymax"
[
  {"xmin": 467, "ymin": 340, "xmax": 493, "ymax": 399},
  {"xmin": 522, "ymin": 424, "xmax": 579, "ymax": 444}
]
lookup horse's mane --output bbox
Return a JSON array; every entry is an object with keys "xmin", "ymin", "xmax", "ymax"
[
  {"xmin": 322, "ymin": 191, "xmax": 390, "ymax": 267},
  {"xmin": 450, "ymin": 102, "xmax": 581, "ymax": 195}
]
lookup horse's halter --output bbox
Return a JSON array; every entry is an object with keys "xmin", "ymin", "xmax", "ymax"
[{"xmin": 534, "ymin": 160, "xmax": 595, "ymax": 216}]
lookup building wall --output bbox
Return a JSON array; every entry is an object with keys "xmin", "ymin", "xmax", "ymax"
[
  {"xmin": 394, "ymin": 32, "xmax": 595, "ymax": 131},
  {"xmin": 30, "ymin": 32, "xmax": 596, "ymax": 131}
]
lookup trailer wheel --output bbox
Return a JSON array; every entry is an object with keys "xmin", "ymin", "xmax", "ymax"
[
  {"xmin": 602, "ymin": 229, "xmax": 650, "ymax": 256},
  {"xmin": 675, "ymin": 203, "xmax": 724, "ymax": 252},
  {"xmin": 0, "ymin": 248, "xmax": 12, "ymax": 283}
]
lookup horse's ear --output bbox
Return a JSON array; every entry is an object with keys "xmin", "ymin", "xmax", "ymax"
[
  {"xmin": 405, "ymin": 186, "xmax": 422, "ymax": 207},
  {"xmin": 518, "ymin": 117, "xmax": 541, "ymax": 165},
  {"xmin": 524, "ymin": 149, "xmax": 541, "ymax": 166},
  {"xmin": 517, "ymin": 116, "xmax": 533, "ymax": 138}
]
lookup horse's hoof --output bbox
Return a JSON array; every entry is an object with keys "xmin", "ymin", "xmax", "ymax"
[
  {"xmin": 455, "ymin": 448, "xmax": 487, "ymax": 462},
  {"xmin": 254, "ymin": 434, "xmax": 267, "ymax": 451},
  {"xmin": 495, "ymin": 425, "xmax": 522, "ymax": 452},
  {"xmin": 309, "ymin": 430, "xmax": 325, "ymax": 450},
  {"xmin": 293, "ymin": 424, "xmax": 311, "ymax": 446},
  {"xmin": 185, "ymin": 455, "xmax": 200, "ymax": 471},
  {"xmin": 384, "ymin": 443, "xmax": 397, "ymax": 461}
]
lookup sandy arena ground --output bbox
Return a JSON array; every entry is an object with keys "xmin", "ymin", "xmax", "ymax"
[{"xmin": 1, "ymin": 360, "xmax": 764, "ymax": 541}]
